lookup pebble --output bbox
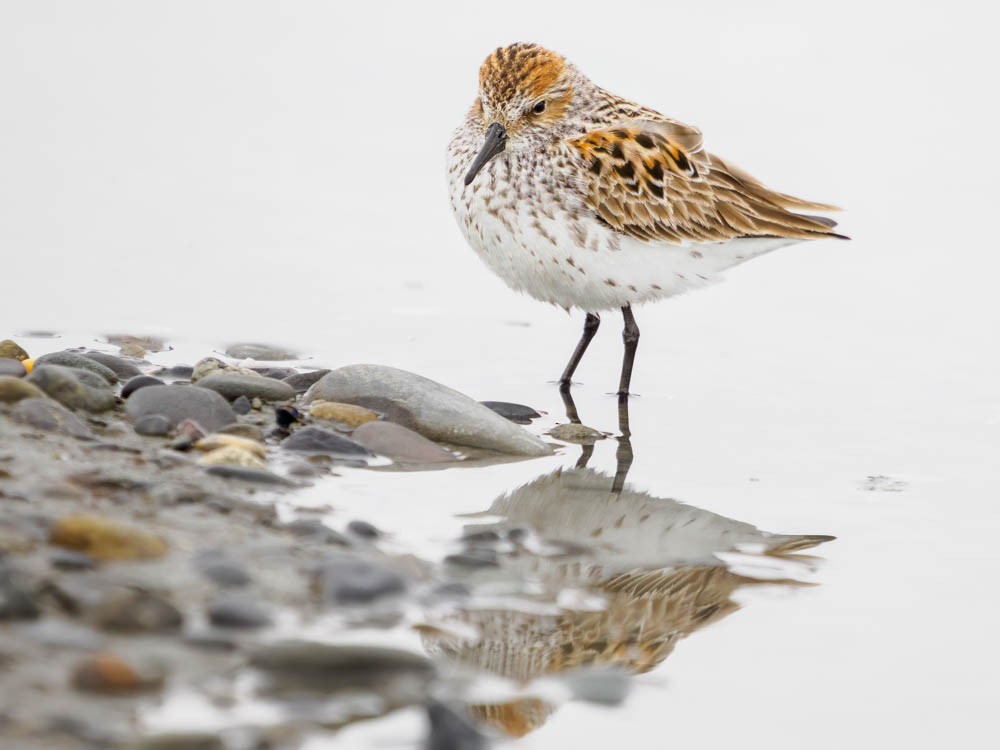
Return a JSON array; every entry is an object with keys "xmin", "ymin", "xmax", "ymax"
[
  {"xmin": 134, "ymin": 414, "xmax": 172, "ymax": 436},
  {"xmin": 305, "ymin": 365, "xmax": 551, "ymax": 456},
  {"xmin": 215, "ymin": 422, "xmax": 264, "ymax": 441},
  {"xmin": 121, "ymin": 375, "xmax": 164, "ymax": 398},
  {"xmin": 282, "ymin": 369, "xmax": 331, "ymax": 394},
  {"xmin": 194, "ymin": 550, "xmax": 252, "ymax": 587},
  {"xmin": 0, "ymin": 358, "xmax": 26, "ymax": 377},
  {"xmin": 231, "ymin": 394, "xmax": 251, "ymax": 414},
  {"xmin": 281, "ymin": 426, "xmax": 370, "ymax": 456},
  {"xmin": 547, "ymin": 423, "xmax": 606, "ymax": 444},
  {"xmin": 351, "ymin": 421, "xmax": 456, "ymax": 464},
  {"xmin": 283, "ymin": 518, "xmax": 351, "ymax": 546},
  {"xmin": 444, "ymin": 548, "xmax": 499, "ymax": 569},
  {"xmin": 313, "ymin": 555, "xmax": 407, "ymax": 605},
  {"xmin": 160, "ymin": 364, "xmax": 194, "ymax": 380},
  {"xmin": 90, "ymin": 588, "xmax": 183, "ymax": 632},
  {"xmin": 197, "ymin": 446, "xmax": 267, "ymax": 469},
  {"xmin": 50, "ymin": 515, "xmax": 168, "ymax": 561},
  {"xmin": 0, "ymin": 339, "xmax": 29, "ymax": 360},
  {"xmin": 196, "ymin": 372, "xmax": 295, "ymax": 403},
  {"xmin": 195, "ymin": 433, "xmax": 266, "ymax": 458},
  {"xmin": 70, "ymin": 652, "xmax": 165, "ymax": 694},
  {"xmin": 252, "ymin": 366, "xmax": 297, "ymax": 380},
  {"xmin": 0, "ymin": 375, "xmax": 44, "ymax": 403},
  {"xmin": 191, "ymin": 357, "xmax": 256, "ymax": 383},
  {"xmin": 249, "ymin": 640, "xmax": 433, "ymax": 687},
  {"xmin": 207, "ymin": 594, "xmax": 273, "ymax": 628},
  {"xmin": 82, "ymin": 351, "xmax": 142, "ymax": 379},
  {"xmin": 10, "ymin": 397, "xmax": 93, "ymax": 438},
  {"xmin": 426, "ymin": 701, "xmax": 488, "ymax": 750},
  {"xmin": 225, "ymin": 343, "xmax": 298, "ymax": 361},
  {"xmin": 27, "ymin": 364, "xmax": 116, "ymax": 412},
  {"xmin": 204, "ymin": 464, "xmax": 297, "ymax": 486},
  {"xmin": 50, "ymin": 548, "xmax": 97, "ymax": 570},
  {"xmin": 481, "ymin": 400, "xmax": 542, "ymax": 424},
  {"xmin": 125, "ymin": 384, "xmax": 236, "ymax": 432},
  {"xmin": 35, "ymin": 351, "xmax": 118, "ymax": 383},
  {"xmin": 347, "ymin": 520, "xmax": 381, "ymax": 539},
  {"xmin": 309, "ymin": 400, "xmax": 379, "ymax": 427}
]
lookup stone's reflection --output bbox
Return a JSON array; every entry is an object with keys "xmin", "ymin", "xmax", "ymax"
[{"xmin": 423, "ymin": 395, "xmax": 834, "ymax": 738}]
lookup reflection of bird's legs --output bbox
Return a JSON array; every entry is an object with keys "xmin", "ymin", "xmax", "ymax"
[
  {"xmin": 612, "ymin": 398, "xmax": 634, "ymax": 494},
  {"xmin": 560, "ymin": 386, "xmax": 594, "ymax": 469}
]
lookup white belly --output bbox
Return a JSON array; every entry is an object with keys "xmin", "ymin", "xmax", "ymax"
[{"xmin": 447, "ymin": 145, "xmax": 794, "ymax": 313}]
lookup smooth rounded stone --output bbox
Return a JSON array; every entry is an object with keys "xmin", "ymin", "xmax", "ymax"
[
  {"xmin": 216, "ymin": 422, "xmax": 264, "ymax": 441},
  {"xmin": 82, "ymin": 351, "xmax": 142, "ymax": 379},
  {"xmin": 314, "ymin": 555, "xmax": 407, "ymax": 605},
  {"xmin": 0, "ymin": 375, "xmax": 43, "ymax": 403},
  {"xmin": 23, "ymin": 618, "xmax": 105, "ymax": 650},
  {"xmin": 196, "ymin": 373, "xmax": 295, "ymax": 402},
  {"xmin": 0, "ymin": 339, "xmax": 29, "ymax": 360},
  {"xmin": 50, "ymin": 548, "xmax": 97, "ymax": 571},
  {"xmin": 204, "ymin": 464, "xmax": 297, "ymax": 486},
  {"xmin": 90, "ymin": 589, "xmax": 183, "ymax": 632},
  {"xmin": 207, "ymin": 594, "xmax": 273, "ymax": 628},
  {"xmin": 126, "ymin": 384, "xmax": 236, "ymax": 432},
  {"xmin": 35, "ymin": 351, "xmax": 118, "ymax": 383},
  {"xmin": 426, "ymin": 701, "xmax": 487, "ymax": 750},
  {"xmin": 231, "ymin": 394, "xmax": 251, "ymax": 414},
  {"xmin": 547, "ymin": 422, "xmax": 606, "ymax": 444},
  {"xmin": 282, "ymin": 368, "xmax": 331, "ymax": 394},
  {"xmin": 225, "ymin": 342, "xmax": 298, "ymax": 361},
  {"xmin": 305, "ymin": 365, "xmax": 552, "ymax": 456},
  {"xmin": 121, "ymin": 375, "xmax": 164, "ymax": 398},
  {"xmin": 309, "ymin": 400, "xmax": 378, "ymax": 427},
  {"xmin": 347, "ymin": 520, "xmax": 380, "ymax": 539},
  {"xmin": 27, "ymin": 364, "xmax": 116, "ymax": 412},
  {"xmin": 281, "ymin": 426, "xmax": 370, "ymax": 456},
  {"xmin": 10, "ymin": 397, "xmax": 93, "ymax": 438},
  {"xmin": 191, "ymin": 357, "xmax": 257, "ymax": 382},
  {"xmin": 194, "ymin": 550, "xmax": 251, "ymax": 587},
  {"xmin": 444, "ymin": 548, "xmax": 499, "ymax": 569},
  {"xmin": 481, "ymin": 400, "xmax": 542, "ymax": 424},
  {"xmin": 249, "ymin": 640, "xmax": 434, "ymax": 687},
  {"xmin": 351, "ymin": 421, "xmax": 456, "ymax": 464},
  {"xmin": 252, "ymin": 366, "xmax": 297, "ymax": 380},
  {"xmin": 195, "ymin": 433, "xmax": 266, "ymax": 457},
  {"xmin": 197, "ymin": 446, "xmax": 266, "ymax": 469},
  {"xmin": 50, "ymin": 515, "xmax": 168, "ymax": 561},
  {"xmin": 0, "ymin": 358, "xmax": 26, "ymax": 377},
  {"xmin": 134, "ymin": 414, "xmax": 171, "ymax": 437},
  {"xmin": 283, "ymin": 518, "xmax": 350, "ymax": 546},
  {"xmin": 71, "ymin": 652, "xmax": 165, "ymax": 694}
]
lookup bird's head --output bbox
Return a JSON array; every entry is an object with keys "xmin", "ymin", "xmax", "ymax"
[{"xmin": 464, "ymin": 43, "xmax": 578, "ymax": 185}]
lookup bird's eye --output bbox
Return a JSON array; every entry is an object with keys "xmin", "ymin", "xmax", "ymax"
[{"xmin": 532, "ymin": 100, "xmax": 547, "ymax": 114}]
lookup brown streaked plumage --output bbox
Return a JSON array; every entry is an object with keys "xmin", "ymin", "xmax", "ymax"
[{"xmin": 447, "ymin": 42, "xmax": 846, "ymax": 396}]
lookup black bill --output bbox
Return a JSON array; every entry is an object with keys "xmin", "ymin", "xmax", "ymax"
[{"xmin": 463, "ymin": 122, "xmax": 507, "ymax": 186}]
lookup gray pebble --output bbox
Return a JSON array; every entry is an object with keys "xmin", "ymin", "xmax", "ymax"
[
  {"xmin": 283, "ymin": 518, "xmax": 351, "ymax": 546},
  {"xmin": 281, "ymin": 369, "xmax": 331, "ymax": 394},
  {"xmin": 50, "ymin": 549, "xmax": 96, "ymax": 571},
  {"xmin": 194, "ymin": 550, "xmax": 251, "ymax": 587},
  {"xmin": 10, "ymin": 397, "xmax": 93, "ymax": 438},
  {"xmin": 134, "ymin": 413, "xmax": 172, "ymax": 436},
  {"xmin": 231, "ymin": 395, "xmax": 251, "ymax": 415},
  {"xmin": 347, "ymin": 520, "xmax": 380, "ymax": 539},
  {"xmin": 82, "ymin": 351, "xmax": 142, "ymax": 379},
  {"xmin": 252, "ymin": 366, "xmax": 297, "ymax": 380},
  {"xmin": 126, "ymin": 384, "xmax": 236, "ymax": 432},
  {"xmin": 480, "ymin": 400, "xmax": 541, "ymax": 424},
  {"xmin": 0, "ymin": 571, "xmax": 40, "ymax": 620},
  {"xmin": 91, "ymin": 588, "xmax": 183, "ymax": 632},
  {"xmin": 444, "ymin": 548, "xmax": 499, "ymax": 569},
  {"xmin": 207, "ymin": 594, "xmax": 273, "ymax": 628},
  {"xmin": 281, "ymin": 426, "xmax": 370, "ymax": 456},
  {"xmin": 351, "ymin": 421, "xmax": 455, "ymax": 463},
  {"xmin": 196, "ymin": 373, "xmax": 295, "ymax": 402},
  {"xmin": 121, "ymin": 375, "xmax": 164, "ymax": 398},
  {"xmin": 160, "ymin": 364, "xmax": 194, "ymax": 380},
  {"xmin": 0, "ymin": 358, "xmax": 26, "ymax": 378},
  {"xmin": 35, "ymin": 350, "xmax": 118, "ymax": 383},
  {"xmin": 27, "ymin": 364, "xmax": 116, "ymax": 412},
  {"xmin": 314, "ymin": 555, "xmax": 406, "ymax": 605},
  {"xmin": 204, "ymin": 465, "xmax": 298, "ymax": 486}
]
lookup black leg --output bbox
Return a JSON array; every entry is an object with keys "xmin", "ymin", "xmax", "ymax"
[
  {"xmin": 612, "ymin": 397, "xmax": 633, "ymax": 494},
  {"xmin": 617, "ymin": 305, "xmax": 640, "ymax": 398},
  {"xmin": 559, "ymin": 312, "xmax": 600, "ymax": 387}
]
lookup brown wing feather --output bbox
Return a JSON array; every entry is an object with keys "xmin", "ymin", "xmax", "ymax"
[{"xmin": 565, "ymin": 119, "xmax": 845, "ymax": 244}]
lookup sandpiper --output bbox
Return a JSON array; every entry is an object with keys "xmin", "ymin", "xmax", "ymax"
[{"xmin": 447, "ymin": 43, "xmax": 844, "ymax": 397}]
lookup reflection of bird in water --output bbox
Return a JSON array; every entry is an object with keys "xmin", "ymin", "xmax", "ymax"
[{"xmin": 423, "ymin": 396, "xmax": 833, "ymax": 737}]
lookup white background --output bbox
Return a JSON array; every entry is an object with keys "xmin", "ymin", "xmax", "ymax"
[{"xmin": 3, "ymin": 2, "xmax": 999, "ymax": 749}]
